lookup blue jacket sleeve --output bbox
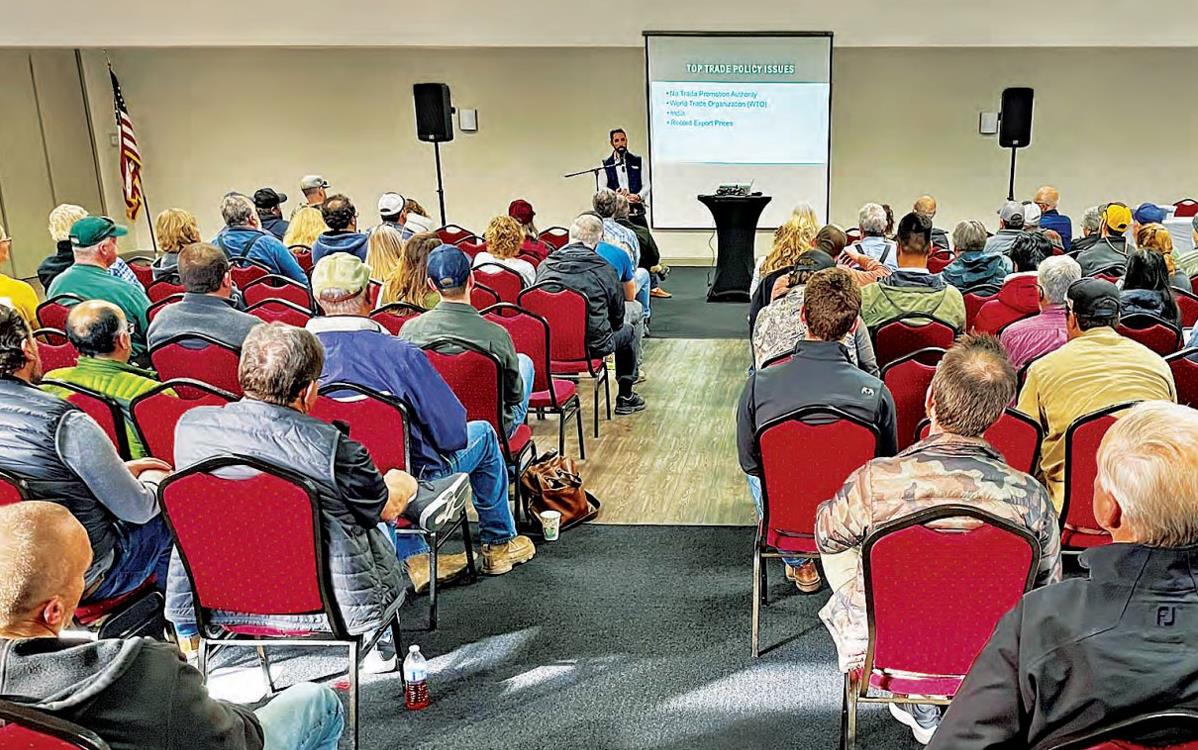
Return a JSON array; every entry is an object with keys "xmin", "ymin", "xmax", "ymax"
[
  {"xmin": 408, "ymin": 352, "xmax": 468, "ymax": 454},
  {"xmin": 267, "ymin": 238, "xmax": 309, "ymax": 285}
]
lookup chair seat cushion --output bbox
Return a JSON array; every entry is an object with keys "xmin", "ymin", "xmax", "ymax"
[
  {"xmin": 765, "ymin": 528, "xmax": 819, "ymax": 555},
  {"xmin": 1062, "ymin": 527, "xmax": 1111, "ymax": 549},
  {"xmin": 222, "ymin": 624, "xmax": 322, "ymax": 637},
  {"xmin": 868, "ymin": 670, "xmax": 963, "ymax": 698},
  {"xmin": 507, "ymin": 424, "xmax": 533, "ymax": 457},
  {"xmin": 551, "ymin": 358, "xmax": 605, "ymax": 376},
  {"xmin": 529, "ymin": 379, "xmax": 578, "ymax": 408},
  {"xmin": 74, "ymin": 578, "xmax": 157, "ymax": 624}
]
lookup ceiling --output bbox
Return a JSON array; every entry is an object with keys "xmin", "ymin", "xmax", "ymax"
[{"xmin": 5, "ymin": 0, "xmax": 1198, "ymax": 48}]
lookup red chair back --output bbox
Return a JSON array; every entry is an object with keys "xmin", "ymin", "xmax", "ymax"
[
  {"xmin": 369, "ymin": 302, "xmax": 425, "ymax": 335},
  {"xmin": 42, "ymin": 380, "xmax": 129, "ymax": 458},
  {"xmin": 146, "ymin": 279, "xmax": 186, "ymax": 303},
  {"xmin": 962, "ymin": 284, "xmax": 1000, "ymax": 332},
  {"xmin": 0, "ymin": 699, "xmax": 109, "ymax": 749},
  {"xmin": 150, "ymin": 335, "xmax": 243, "ymax": 396},
  {"xmin": 245, "ymin": 299, "xmax": 312, "ymax": 327},
  {"xmin": 126, "ymin": 256, "xmax": 155, "ymax": 289},
  {"xmin": 158, "ymin": 456, "xmax": 347, "ymax": 636},
  {"xmin": 436, "ymin": 225, "xmax": 476, "ymax": 245},
  {"xmin": 33, "ymin": 328, "xmax": 79, "ymax": 372},
  {"xmin": 1174, "ymin": 199, "xmax": 1198, "ymax": 218},
  {"xmin": 757, "ymin": 407, "xmax": 879, "ymax": 555},
  {"xmin": 1117, "ymin": 314, "xmax": 1182, "ymax": 356},
  {"xmin": 927, "ymin": 250, "xmax": 954, "ymax": 275},
  {"xmin": 872, "ymin": 316, "xmax": 958, "ymax": 370},
  {"xmin": 470, "ymin": 284, "xmax": 501, "ymax": 311},
  {"xmin": 863, "ymin": 505, "xmax": 1038, "ymax": 685},
  {"xmin": 367, "ymin": 279, "xmax": 382, "ymax": 307},
  {"xmin": 538, "ymin": 226, "xmax": 570, "ymax": 250},
  {"xmin": 0, "ymin": 469, "xmax": 28, "ymax": 506},
  {"xmin": 457, "ymin": 239, "xmax": 486, "ymax": 259},
  {"xmin": 1177, "ymin": 290, "xmax": 1198, "ymax": 328},
  {"xmin": 881, "ymin": 348, "xmax": 944, "ymax": 451},
  {"xmin": 518, "ymin": 283, "xmax": 590, "ymax": 363},
  {"xmin": 229, "ymin": 259, "xmax": 271, "ymax": 288},
  {"xmin": 473, "ymin": 263, "xmax": 525, "ymax": 306},
  {"xmin": 146, "ymin": 294, "xmax": 184, "ymax": 323},
  {"xmin": 129, "ymin": 379, "xmax": 236, "ymax": 464},
  {"xmin": 310, "ymin": 382, "xmax": 410, "ymax": 472},
  {"xmin": 1091, "ymin": 264, "xmax": 1125, "ymax": 283},
  {"xmin": 1062, "ymin": 402, "xmax": 1134, "ymax": 549},
  {"xmin": 288, "ymin": 245, "xmax": 314, "ymax": 274},
  {"xmin": 917, "ymin": 408, "xmax": 1043, "ymax": 475},
  {"xmin": 420, "ymin": 339, "xmax": 521, "ymax": 460},
  {"xmin": 36, "ymin": 294, "xmax": 84, "ymax": 330},
  {"xmin": 1167, "ymin": 350, "xmax": 1198, "ymax": 409},
  {"xmin": 242, "ymin": 275, "xmax": 313, "ymax": 311},
  {"xmin": 483, "ymin": 304, "xmax": 551, "ymax": 393}
]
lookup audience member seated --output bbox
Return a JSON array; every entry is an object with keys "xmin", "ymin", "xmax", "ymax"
[
  {"xmin": 365, "ymin": 222, "xmax": 404, "ymax": 282},
  {"xmin": 1070, "ymin": 204, "xmax": 1103, "ymax": 257},
  {"xmin": 0, "ymin": 306, "xmax": 172, "ymax": 605},
  {"xmin": 39, "ymin": 204, "xmax": 88, "ymax": 291},
  {"xmin": 751, "ymin": 253, "xmax": 879, "ymax": 375},
  {"xmin": 312, "ymin": 194, "xmax": 369, "ymax": 265},
  {"xmin": 591, "ymin": 215, "xmax": 651, "ymax": 329},
  {"xmin": 1017, "ymin": 278, "xmax": 1176, "ymax": 511},
  {"xmin": 833, "ymin": 228, "xmax": 891, "ymax": 288},
  {"xmin": 817, "ymin": 335, "xmax": 1062, "ymax": 743},
  {"xmin": 931, "ymin": 401, "xmax": 1198, "ymax": 749},
  {"xmin": 612, "ymin": 194, "xmax": 654, "ymax": 316},
  {"xmin": 151, "ymin": 208, "xmax": 201, "ymax": 282},
  {"xmin": 849, "ymin": 202, "xmax": 898, "ymax": 270},
  {"xmin": 1035, "ymin": 185, "xmax": 1073, "ymax": 251},
  {"xmin": 304, "ymin": 258, "xmax": 534, "ymax": 582},
  {"xmin": 0, "ymin": 223, "xmax": 39, "ymax": 324},
  {"xmin": 537, "ymin": 213, "xmax": 646, "ymax": 415},
  {"xmin": 615, "ymin": 194, "xmax": 670, "ymax": 299},
  {"xmin": 593, "ymin": 189, "xmax": 640, "ymax": 265},
  {"xmin": 299, "ymin": 174, "xmax": 329, "ymax": 210},
  {"xmin": 1181, "ymin": 215, "xmax": 1198, "ymax": 277},
  {"xmin": 914, "ymin": 194, "xmax": 950, "ymax": 251},
  {"xmin": 984, "ymin": 200, "xmax": 1027, "ymax": 256},
  {"xmin": 1021, "ymin": 200, "xmax": 1042, "ymax": 231},
  {"xmin": 475, "ymin": 216, "xmax": 537, "ymax": 285},
  {"xmin": 1131, "ymin": 201, "xmax": 1168, "ymax": 244},
  {"xmin": 508, "ymin": 199, "xmax": 553, "ymax": 263},
  {"xmin": 168, "ymin": 322, "xmax": 467, "ymax": 664},
  {"xmin": 972, "ymin": 231, "xmax": 1050, "ymax": 334},
  {"xmin": 213, "ymin": 193, "xmax": 308, "ymax": 284},
  {"xmin": 0, "ymin": 501, "xmax": 345, "ymax": 750},
  {"xmin": 940, "ymin": 219, "xmax": 1012, "ymax": 291},
  {"xmin": 43, "ymin": 301, "xmax": 165, "ymax": 459},
  {"xmin": 860, "ymin": 212, "xmax": 966, "ymax": 330},
  {"xmin": 1120, "ymin": 249, "xmax": 1181, "ymax": 326},
  {"xmin": 1137, "ymin": 221, "xmax": 1192, "ymax": 292},
  {"xmin": 1077, "ymin": 202, "xmax": 1132, "ymax": 276},
  {"xmin": 1000, "ymin": 255, "xmax": 1081, "ymax": 370},
  {"xmin": 738, "ymin": 268, "xmax": 897, "ymax": 593},
  {"xmin": 751, "ymin": 208, "xmax": 819, "ymax": 297},
  {"xmin": 403, "ymin": 211, "xmax": 435, "ymax": 239},
  {"xmin": 147, "ymin": 243, "xmax": 262, "ymax": 351},
  {"xmin": 374, "ymin": 191, "xmax": 409, "ymax": 238},
  {"xmin": 380, "ymin": 231, "xmax": 441, "ymax": 308},
  {"xmin": 282, "ymin": 205, "xmax": 328, "ymax": 249},
  {"xmin": 48, "ymin": 217, "xmax": 152, "ymax": 360},
  {"xmin": 253, "ymin": 187, "xmax": 289, "ymax": 241}
]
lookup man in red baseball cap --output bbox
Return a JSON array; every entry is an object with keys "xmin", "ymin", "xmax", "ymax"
[{"xmin": 508, "ymin": 199, "xmax": 552, "ymax": 262}]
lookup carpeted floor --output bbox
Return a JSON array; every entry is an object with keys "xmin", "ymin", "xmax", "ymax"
[
  {"xmin": 211, "ymin": 526, "xmax": 920, "ymax": 750},
  {"xmin": 650, "ymin": 267, "xmax": 749, "ymax": 340}
]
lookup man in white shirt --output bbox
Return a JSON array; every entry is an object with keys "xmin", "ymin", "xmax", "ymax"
[{"xmin": 602, "ymin": 128, "xmax": 650, "ymax": 225}]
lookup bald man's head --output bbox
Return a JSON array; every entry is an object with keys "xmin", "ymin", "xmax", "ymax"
[
  {"xmin": 64, "ymin": 300, "xmax": 130, "ymax": 360},
  {"xmin": 1035, "ymin": 186, "xmax": 1060, "ymax": 210},
  {"xmin": 914, "ymin": 195, "xmax": 937, "ymax": 218},
  {"xmin": 0, "ymin": 502, "xmax": 92, "ymax": 636}
]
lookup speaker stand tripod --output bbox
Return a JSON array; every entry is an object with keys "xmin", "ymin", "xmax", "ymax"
[{"xmin": 1007, "ymin": 146, "xmax": 1019, "ymax": 201}]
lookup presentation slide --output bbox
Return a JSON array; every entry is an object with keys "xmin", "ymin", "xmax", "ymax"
[{"xmin": 645, "ymin": 34, "xmax": 832, "ymax": 230}]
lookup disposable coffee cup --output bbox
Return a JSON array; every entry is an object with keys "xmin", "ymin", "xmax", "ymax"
[{"xmin": 540, "ymin": 510, "xmax": 561, "ymax": 541}]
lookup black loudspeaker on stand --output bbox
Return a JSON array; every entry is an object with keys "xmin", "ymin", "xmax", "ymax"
[
  {"xmin": 413, "ymin": 82, "xmax": 454, "ymax": 226},
  {"xmin": 998, "ymin": 87, "xmax": 1034, "ymax": 201}
]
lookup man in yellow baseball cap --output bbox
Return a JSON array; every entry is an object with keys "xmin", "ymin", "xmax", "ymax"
[{"xmin": 1077, "ymin": 202, "xmax": 1132, "ymax": 277}]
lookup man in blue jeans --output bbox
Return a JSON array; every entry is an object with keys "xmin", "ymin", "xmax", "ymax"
[
  {"xmin": 0, "ymin": 501, "xmax": 344, "ymax": 750},
  {"xmin": 306, "ymin": 254, "xmax": 536, "ymax": 579}
]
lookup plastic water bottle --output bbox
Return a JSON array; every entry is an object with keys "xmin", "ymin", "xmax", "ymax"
[{"xmin": 403, "ymin": 645, "xmax": 430, "ymax": 710}]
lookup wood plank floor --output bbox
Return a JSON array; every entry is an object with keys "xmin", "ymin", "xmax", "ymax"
[{"xmin": 526, "ymin": 337, "xmax": 756, "ymax": 526}]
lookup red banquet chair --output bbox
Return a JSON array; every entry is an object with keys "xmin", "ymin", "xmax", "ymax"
[
  {"xmin": 962, "ymin": 284, "xmax": 1000, "ymax": 332},
  {"xmin": 242, "ymin": 274, "xmax": 314, "ymax": 311},
  {"xmin": 146, "ymin": 293, "xmax": 184, "ymax": 323},
  {"xmin": 229, "ymin": 258, "xmax": 272, "ymax": 288},
  {"xmin": 41, "ymin": 380, "xmax": 130, "ymax": 459},
  {"xmin": 518, "ymin": 282, "xmax": 610, "ymax": 438},
  {"xmin": 126, "ymin": 255, "xmax": 155, "ymax": 290},
  {"xmin": 0, "ymin": 468, "xmax": 29, "ymax": 506},
  {"xmin": 158, "ymin": 455, "xmax": 400, "ymax": 750},
  {"xmin": 150, "ymin": 334, "xmax": 243, "ymax": 396},
  {"xmin": 871, "ymin": 314, "xmax": 958, "ymax": 370},
  {"xmin": 146, "ymin": 279, "xmax": 186, "ymax": 303},
  {"xmin": 1044, "ymin": 709, "xmax": 1198, "ymax": 750},
  {"xmin": 33, "ymin": 328, "xmax": 79, "ymax": 372},
  {"xmin": 1060, "ymin": 401, "xmax": 1138, "ymax": 551},
  {"xmin": 1174, "ymin": 199, "xmax": 1198, "ymax": 218},
  {"xmin": 0, "ymin": 699, "xmax": 110, "ymax": 750},
  {"xmin": 311, "ymin": 381, "xmax": 475, "ymax": 629},
  {"xmin": 842, "ymin": 504, "xmax": 1041, "ymax": 750},
  {"xmin": 538, "ymin": 226, "xmax": 570, "ymax": 250},
  {"xmin": 1176, "ymin": 290, "xmax": 1198, "ymax": 328},
  {"xmin": 436, "ymin": 224, "xmax": 476, "ymax": 246},
  {"xmin": 881, "ymin": 347, "xmax": 945, "ymax": 451},
  {"xmin": 1166, "ymin": 349, "xmax": 1198, "ymax": 409},
  {"xmin": 457, "ymin": 238, "xmax": 486, "ymax": 259},
  {"xmin": 288, "ymin": 245, "xmax": 314, "ymax": 275},
  {"xmin": 369, "ymin": 302, "xmax": 425, "ymax": 335},
  {"xmin": 927, "ymin": 249, "xmax": 954, "ymax": 275},
  {"xmin": 752, "ymin": 405, "xmax": 881, "ymax": 657},
  {"xmin": 421, "ymin": 339, "xmax": 538, "ymax": 524},
  {"xmin": 245, "ymin": 298, "xmax": 313, "ymax": 327},
  {"xmin": 473, "ymin": 263, "xmax": 526, "ymax": 307},
  {"xmin": 1117, "ymin": 313, "xmax": 1182, "ymax": 357},
  {"xmin": 916, "ymin": 408, "xmax": 1044, "ymax": 475},
  {"xmin": 761, "ymin": 352, "xmax": 794, "ymax": 368},
  {"xmin": 484, "ymin": 303, "xmax": 585, "ymax": 458},
  {"xmin": 367, "ymin": 279, "xmax": 382, "ymax": 307},
  {"xmin": 36, "ymin": 293, "xmax": 84, "ymax": 330},
  {"xmin": 129, "ymin": 379, "xmax": 236, "ymax": 464},
  {"xmin": 469, "ymin": 284, "xmax": 501, "ymax": 311}
]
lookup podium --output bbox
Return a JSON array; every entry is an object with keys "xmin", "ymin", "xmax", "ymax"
[{"xmin": 698, "ymin": 194, "xmax": 772, "ymax": 302}]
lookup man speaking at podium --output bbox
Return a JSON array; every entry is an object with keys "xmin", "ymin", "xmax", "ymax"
[{"xmin": 603, "ymin": 128, "xmax": 649, "ymax": 226}]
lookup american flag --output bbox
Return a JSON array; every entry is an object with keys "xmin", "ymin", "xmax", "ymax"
[{"xmin": 110, "ymin": 67, "xmax": 144, "ymax": 221}]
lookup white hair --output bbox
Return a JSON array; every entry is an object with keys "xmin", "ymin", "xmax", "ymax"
[
  {"xmin": 221, "ymin": 194, "xmax": 256, "ymax": 227},
  {"xmin": 858, "ymin": 203, "xmax": 887, "ymax": 236},
  {"xmin": 569, "ymin": 214, "xmax": 603, "ymax": 247},
  {"xmin": 1037, "ymin": 255, "xmax": 1081, "ymax": 305},
  {"xmin": 1097, "ymin": 401, "xmax": 1198, "ymax": 547},
  {"xmin": 1082, "ymin": 206, "xmax": 1103, "ymax": 235},
  {"xmin": 48, "ymin": 204, "xmax": 88, "ymax": 243}
]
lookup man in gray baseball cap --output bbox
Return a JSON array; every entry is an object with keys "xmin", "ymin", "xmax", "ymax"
[
  {"xmin": 984, "ymin": 199, "xmax": 1026, "ymax": 255},
  {"xmin": 299, "ymin": 175, "xmax": 329, "ymax": 209}
]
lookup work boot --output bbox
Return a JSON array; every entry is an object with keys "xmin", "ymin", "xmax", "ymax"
[
  {"xmin": 405, "ymin": 553, "xmax": 469, "ymax": 594},
  {"xmin": 481, "ymin": 535, "xmax": 536, "ymax": 575}
]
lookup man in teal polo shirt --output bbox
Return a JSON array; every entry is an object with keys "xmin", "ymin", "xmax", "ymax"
[{"xmin": 47, "ymin": 216, "xmax": 151, "ymax": 359}]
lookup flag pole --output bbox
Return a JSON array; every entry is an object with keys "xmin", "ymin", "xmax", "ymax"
[{"xmin": 107, "ymin": 55, "xmax": 157, "ymax": 254}]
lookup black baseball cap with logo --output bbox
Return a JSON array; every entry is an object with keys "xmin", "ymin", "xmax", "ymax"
[
  {"xmin": 1066, "ymin": 278, "xmax": 1121, "ymax": 318},
  {"xmin": 253, "ymin": 188, "xmax": 288, "ymax": 209}
]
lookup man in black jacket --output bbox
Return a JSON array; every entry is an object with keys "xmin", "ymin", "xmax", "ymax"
[
  {"xmin": 931, "ymin": 400, "xmax": 1198, "ymax": 750},
  {"xmin": 536, "ymin": 213, "xmax": 646, "ymax": 415},
  {"xmin": 0, "ymin": 500, "xmax": 344, "ymax": 750}
]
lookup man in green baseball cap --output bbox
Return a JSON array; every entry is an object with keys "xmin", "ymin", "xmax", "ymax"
[{"xmin": 47, "ymin": 217, "xmax": 151, "ymax": 360}]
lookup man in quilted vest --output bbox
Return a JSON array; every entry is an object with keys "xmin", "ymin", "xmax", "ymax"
[{"xmin": 42, "ymin": 301, "xmax": 167, "ymax": 459}]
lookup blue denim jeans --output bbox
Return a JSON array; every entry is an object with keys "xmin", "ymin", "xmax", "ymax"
[
  {"xmin": 633, "ymin": 267, "xmax": 651, "ymax": 321},
  {"xmin": 88, "ymin": 516, "xmax": 173, "ymax": 602},
  {"xmin": 510, "ymin": 353, "xmax": 535, "ymax": 437},
  {"xmin": 257, "ymin": 682, "xmax": 345, "ymax": 750},
  {"xmin": 746, "ymin": 474, "xmax": 807, "ymax": 567},
  {"xmin": 396, "ymin": 420, "xmax": 516, "ymax": 560}
]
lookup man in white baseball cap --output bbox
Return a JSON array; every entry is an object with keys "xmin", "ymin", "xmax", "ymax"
[
  {"xmin": 377, "ymin": 192, "xmax": 407, "ymax": 231},
  {"xmin": 299, "ymin": 175, "xmax": 330, "ymax": 209}
]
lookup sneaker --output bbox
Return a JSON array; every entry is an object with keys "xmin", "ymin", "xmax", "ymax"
[
  {"xmin": 405, "ymin": 553, "xmax": 469, "ymax": 594},
  {"xmin": 889, "ymin": 702, "xmax": 941, "ymax": 745},
  {"xmin": 402, "ymin": 474, "xmax": 469, "ymax": 533},
  {"xmin": 650, "ymin": 287, "xmax": 672, "ymax": 299},
  {"xmin": 788, "ymin": 561, "xmax": 822, "ymax": 593},
  {"xmin": 481, "ymin": 535, "xmax": 536, "ymax": 575},
  {"xmin": 615, "ymin": 393, "xmax": 646, "ymax": 415},
  {"xmin": 361, "ymin": 638, "xmax": 396, "ymax": 675}
]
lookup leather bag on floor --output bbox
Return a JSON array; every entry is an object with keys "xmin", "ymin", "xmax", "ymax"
[{"xmin": 520, "ymin": 453, "xmax": 600, "ymax": 531}]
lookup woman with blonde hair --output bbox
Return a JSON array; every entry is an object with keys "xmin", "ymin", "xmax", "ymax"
[
  {"xmin": 152, "ymin": 208, "xmax": 201, "ymax": 281},
  {"xmin": 1136, "ymin": 222, "xmax": 1191, "ymax": 292},
  {"xmin": 38, "ymin": 203, "xmax": 89, "ymax": 289},
  {"xmin": 365, "ymin": 223, "xmax": 405, "ymax": 281},
  {"xmin": 381, "ymin": 231, "xmax": 441, "ymax": 309},
  {"xmin": 283, "ymin": 206, "xmax": 327, "ymax": 249},
  {"xmin": 474, "ymin": 216, "xmax": 536, "ymax": 285},
  {"xmin": 749, "ymin": 203, "xmax": 820, "ymax": 295}
]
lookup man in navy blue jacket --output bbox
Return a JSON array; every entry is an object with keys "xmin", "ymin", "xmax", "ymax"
[
  {"xmin": 1035, "ymin": 185, "xmax": 1073, "ymax": 252},
  {"xmin": 603, "ymin": 128, "xmax": 649, "ymax": 225}
]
